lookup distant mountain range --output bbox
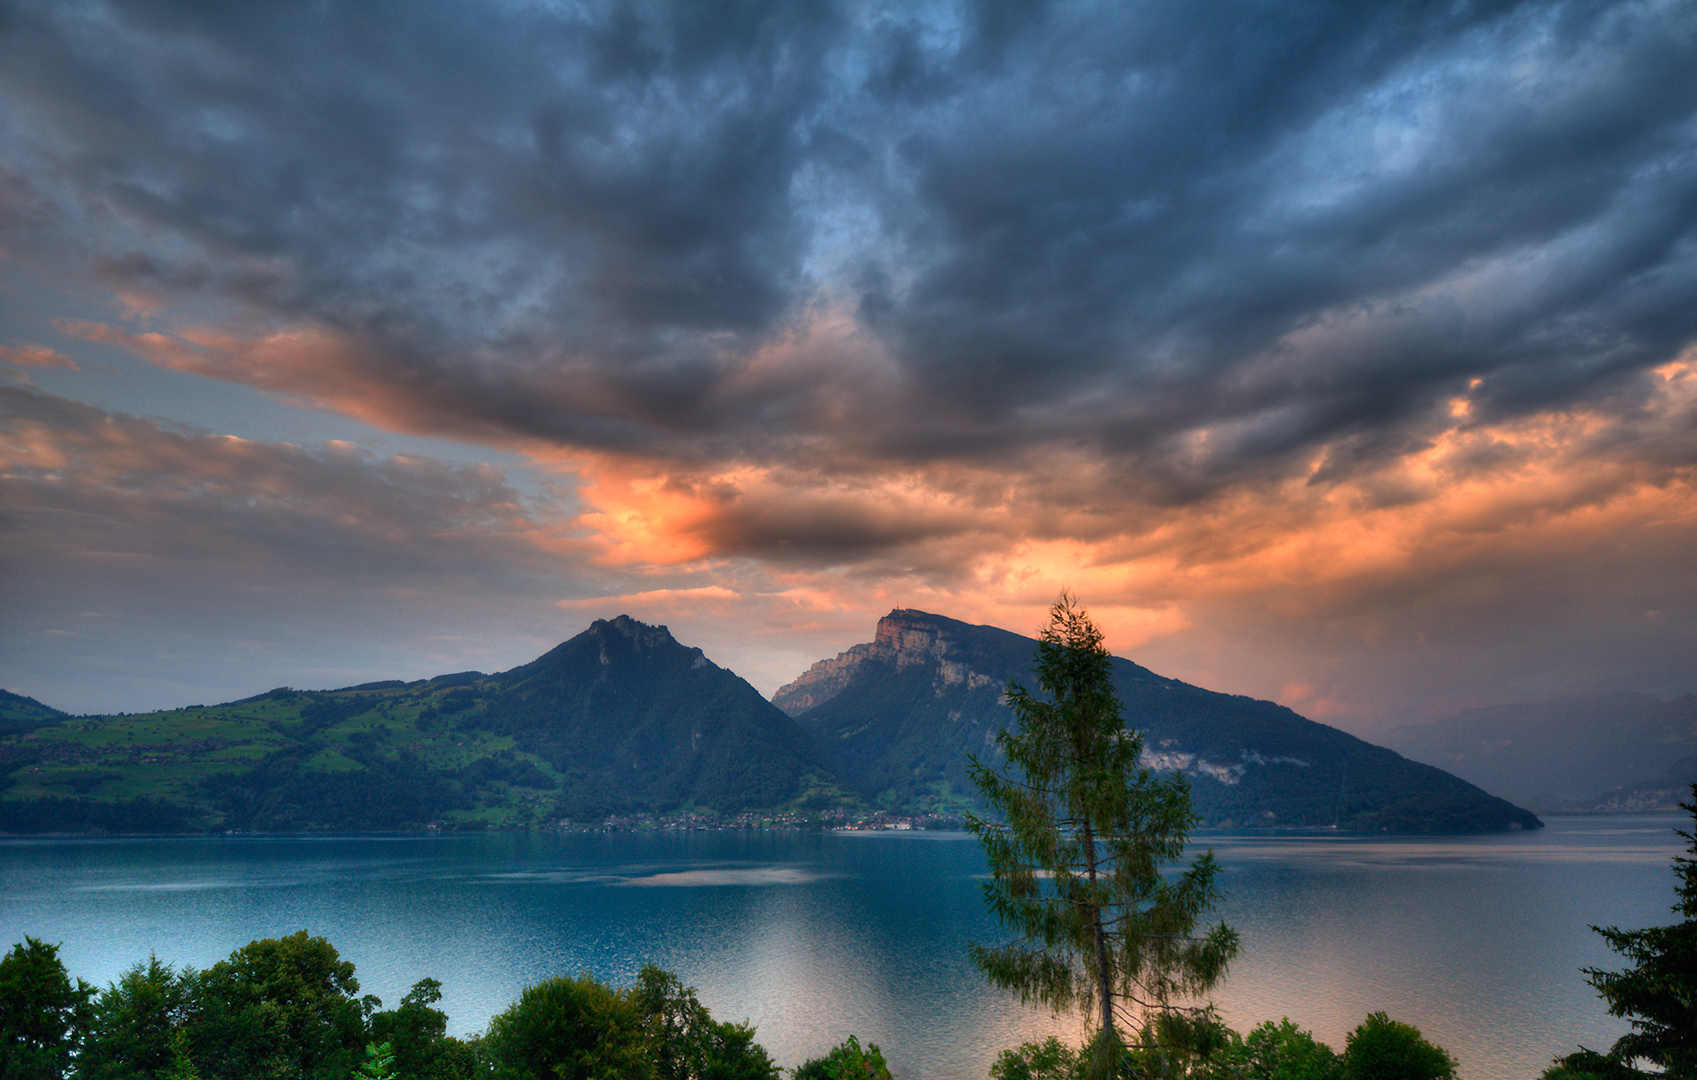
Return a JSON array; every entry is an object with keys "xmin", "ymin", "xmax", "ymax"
[
  {"xmin": 1, "ymin": 610, "xmax": 1539, "ymax": 833},
  {"xmin": 1386, "ymin": 691, "xmax": 1697, "ymax": 813},
  {"xmin": 776, "ymin": 610, "xmax": 1539, "ymax": 833}
]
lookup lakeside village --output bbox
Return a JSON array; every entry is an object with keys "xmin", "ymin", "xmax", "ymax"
[{"xmin": 424, "ymin": 809, "xmax": 967, "ymax": 833}]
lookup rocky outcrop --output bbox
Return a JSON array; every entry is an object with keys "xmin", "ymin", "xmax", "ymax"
[{"xmin": 771, "ymin": 609, "xmax": 999, "ymax": 715}]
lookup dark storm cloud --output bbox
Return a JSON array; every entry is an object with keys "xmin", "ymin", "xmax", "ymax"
[
  {"xmin": 877, "ymin": 1, "xmax": 1697, "ymax": 456},
  {"xmin": 3, "ymin": 0, "xmax": 1695, "ymax": 508}
]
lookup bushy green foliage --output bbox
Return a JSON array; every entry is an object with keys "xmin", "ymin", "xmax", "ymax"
[
  {"xmin": 1340, "ymin": 1013, "xmax": 1455, "ymax": 1080},
  {"xmin": 481, "ymin": 972, "xmax": 655, "ymax": 1080},
  {"xmin": 631, "ymin": 966, "xmax": 777, "ymax": 1080},
  {"xmin": 366, "ymin": 978, "xmax": 476, "ymax": 1080},
  {"xmin": 184, "ymin": 932, "xmax": 370, "ymax": 1080},
  {"xmin": 967, "ymin": 596, "xmax": 1238, "ymax": 1077},
  {"xmin": 1229, "ymin": 1019, "xmax": 1343, "ymax": 1080},
  {"xmin": 792, "ymin": 1035, "xmax": 892, "ymax": 1080},
  {"xmin": 0, "ymin": 926, "xmax": 1478, "ymax": 1080},
  {"xmin": 0, "ymin": 937, "xmax": 93, "ymax": 1080},
  {"xmin": 353, "ymin": 1042, "xmax": 395, "ymax": 1080},
  {"xmin": 5, "ymin": 930, "xmax": 779, "ymax": 1080},
  {"xmin": 990, "ymin": 1035, "xmax": 1087, "ymax": 1080},
  {"xmin": 993, "ymin": 1013, "xmax": 1451, "ymax": 1080}
]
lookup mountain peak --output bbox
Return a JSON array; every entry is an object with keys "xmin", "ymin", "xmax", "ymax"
[
  {"xmin": 773, "ymin": 609, "xmax": 1001, "ymax": 717},
  {"xmin": 590, "ymin": 614, "xmax": 678, "ymax": 652},
  {"xmin": 873, "ymin": 608, "xmax": 948, "ymax": 654},
  {"xmin": 873, "ymin": 609, "xmax": 953, "ymax": 664}
]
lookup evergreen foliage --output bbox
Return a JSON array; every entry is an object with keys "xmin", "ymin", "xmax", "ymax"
[
  {"xmin": 79, "ymin": 957, "xmax": 196, "ymax": 1080},
  {"xmin": 966, "ymin": 595, "xmax": 1239, "ymax": 1078},
  {"xmin": 1539, "ymin": 1048, "xmax": 1647, "ymax": 1080},
  {"xmin": 0, "ymin": 937, "xmax": 93, "ymax": 1080},
  {"xmin": 1570, "ymin": 784, "xmax": 1697, "ymax": 1076}
]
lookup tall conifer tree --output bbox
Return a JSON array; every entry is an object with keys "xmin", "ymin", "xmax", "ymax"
[{"xmin": 967, "ymin": 595, "xmax": 1238, "ymax": 1078}]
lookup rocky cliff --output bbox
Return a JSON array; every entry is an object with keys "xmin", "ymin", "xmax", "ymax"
[{"xmin": 773, "ymin": 609, "xmax": 999, "ymax": 715}]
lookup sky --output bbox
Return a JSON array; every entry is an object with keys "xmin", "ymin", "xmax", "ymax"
[{"xmin": 2, "ymin": 0, "xmax": 1695, "ymax": 733}]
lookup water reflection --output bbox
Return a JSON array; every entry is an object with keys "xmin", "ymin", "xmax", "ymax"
[{"xmin": 1, "ymin": 818, "xmax": 1681, "ymax": 1080}]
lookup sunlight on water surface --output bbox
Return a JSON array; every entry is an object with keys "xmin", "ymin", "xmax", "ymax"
[{"xmin": 1, "ymin": 818, "xmax": 1680, "ymax": 1080}]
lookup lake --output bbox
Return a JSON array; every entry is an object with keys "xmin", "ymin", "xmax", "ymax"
[{"xmin": 1, "ymin": 815, "xmax": 1682, "ymax": 1079}]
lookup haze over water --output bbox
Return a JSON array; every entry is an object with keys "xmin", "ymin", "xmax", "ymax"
[{"xmin": 2, "ymin": 816, "xmax": 1680, "ymax": 1080}]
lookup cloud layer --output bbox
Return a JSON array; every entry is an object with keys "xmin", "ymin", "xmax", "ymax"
[{"xmin": 2, "ymin": 0, "xmax": 1695, "ymax": 724}]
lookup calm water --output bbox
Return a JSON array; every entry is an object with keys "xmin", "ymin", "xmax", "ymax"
[{"xmin": 0, "ymin": 816, "xmax": 1682, "ymax": 1079}]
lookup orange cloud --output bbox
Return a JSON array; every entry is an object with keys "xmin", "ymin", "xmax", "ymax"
[
  {"xmin": 0, "ymin": 341, "xmax": 78, "ymax": 369},
  {"xmin": 531, "ymin": 348, "xmax": 1697, "ymax": 700},
  {"xmin": 48, "ymin": 308, "xmax": 1697, "ymax": 718}
]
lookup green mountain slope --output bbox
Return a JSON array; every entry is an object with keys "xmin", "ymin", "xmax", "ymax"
[
  {"xmin": 775, "ymin": 610, "xmax": 1541, "ymax": 833},
  {"xmin": 471, "ymin": 615, "xmax": 839, "ymax": 817},
  {"xmin": 0, "ymin": 689, "xmax": 66, "ymax": 735},
  {"xmin": 0, "ymin": 617, "xmax": 840, "ymax": 833}
]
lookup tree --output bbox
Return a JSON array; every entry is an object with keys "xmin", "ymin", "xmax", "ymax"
[
  {"xmin": 1340, "ymin": 1013, "xmax": 1455, "ymax": 1080},
  {"xmin": 1208, "ymin": 1019, "xmax": 1342, "ymax": 1080},
  {"xmin": 1538, "ymin": 1048, "xmax": 1644, "ymax": 1080},
  {"xmin": 481, "ymin": 973, "xmax": 654, "ymax": 1080},
  {"xmin": 967, "ymin": 595, "xmax": 1239, "ymax": 1079},
  {"xmin": 367, "ymin": 979, "xmax": 476, "ymax": 1080},
  {"xmin": 630, "ymin": 966, "xmax": 777, "ymax": 1080},
  {"xmin": 1577, "ymin": 784, "xmax": 1697, "ymax": 1076},
  {"xmin": 990, "ymin": 1035, "xmax": 1085, "ymax": 1080},
  {"xmin": 354, "ymin": 1042, "xmax": 395, "ymax": 1080},
  {"xmin": 183, "ymin": 931, "xmax": 369, "ymax": 1080},
  {"xmin": 791, "ymin": 1036, "xmax": 892, "ymax": 1080},
  {"xmin": 78, "ymin": 957, "xmax": 197, "ymax": 1080},
  {"xmin": 0, "ymin": 937, "xmax": 93, "ymax": 1080}
]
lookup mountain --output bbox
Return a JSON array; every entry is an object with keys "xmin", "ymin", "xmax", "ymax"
[
  {"xmin": 775, "ymin": 609, "xmax": 1541, "ymax": 833},
  {"xmin": 1386, "ymin": 692, "xmax": 1697, "ymax": 811},
  {"xmin": 1561, "ymin": 755, "xmax": 1697, "ymax": 814},
  {"xmin": 471, "ymin": 615, "xmax": 838, "ymax": 816},
  {"xmin": 0, "ymin": 689, "xmax": 65, "ymax": 735},
  {"xmin": 0, "ymin": 617, "xmax": 843, "ymax": 833}
]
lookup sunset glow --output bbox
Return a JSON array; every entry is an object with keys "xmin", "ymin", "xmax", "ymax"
[{"xmin": 2, "ymin": 0, "xmax": 1693, "ymax": 729}]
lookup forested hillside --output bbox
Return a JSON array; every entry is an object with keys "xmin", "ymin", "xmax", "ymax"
[
  {"xmin": 0, "ymin": 617, "xmax": 848, "ymax": 833},
  {"xmin": 3, "ymin": 611, "xmax": 1538, "ymax": 834},
  {"xmin": 778, "ymin": 610, "xmax": 1541, "ymax": 833}
]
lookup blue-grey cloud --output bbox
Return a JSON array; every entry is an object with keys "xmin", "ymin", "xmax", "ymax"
[{"xmin": 2, "ymin": 0, "xmax": 1690, "ymax": 503}]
